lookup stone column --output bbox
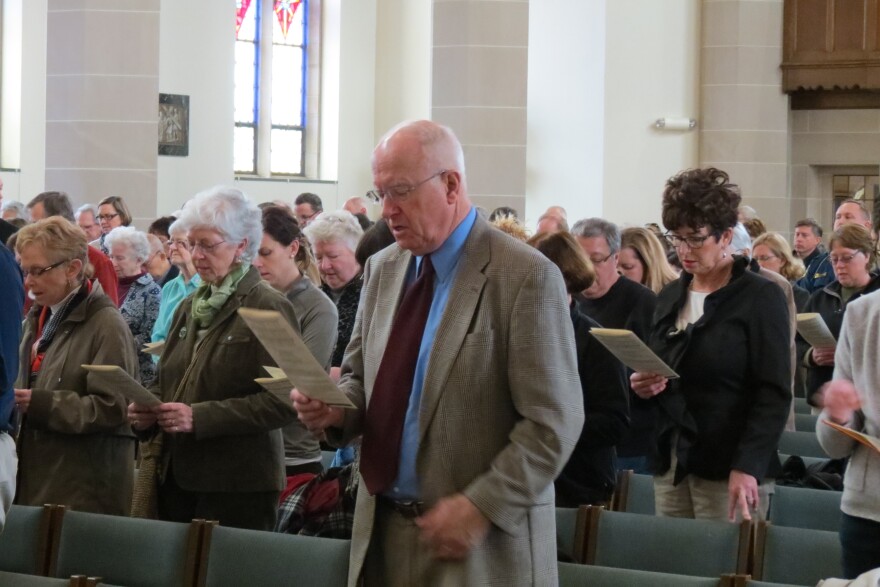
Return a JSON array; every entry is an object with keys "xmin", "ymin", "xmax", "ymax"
[
  {"xmin": 431, "ymin": 0, "xmax": 529, "ymax": 218},
  {"xmin": 45, "ymin": 0, "xmax": 159, "ymax": 227},
  {"xmin": 699, "ymin": 0, "xmax": 790, "ymax": 232}
]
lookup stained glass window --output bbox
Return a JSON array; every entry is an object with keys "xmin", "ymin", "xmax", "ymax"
[{"xmin": 234, "ymin": 0, "xmax": 307, "ymax": 176}]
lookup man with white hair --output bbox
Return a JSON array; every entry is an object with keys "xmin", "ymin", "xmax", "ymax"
[
  {"xmin": 75, "ymin": 204, "xmax": 103, "ymax": 241},
  {"xmin": 294, "ymin": 120, "xmax": 582, "ymax": 586}
]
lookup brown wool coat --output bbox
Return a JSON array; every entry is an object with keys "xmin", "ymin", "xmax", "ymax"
[{"xmin": 16, "ymin": 283, "xmax": 139, "ymax": 515}]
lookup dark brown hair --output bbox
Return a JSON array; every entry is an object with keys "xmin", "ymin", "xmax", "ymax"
[
  {"xmin": 661, "ymin": 167, "xmax": 741, "ymax": 236},
  {"xmin": 527, "ymin": 231, "xmax": 596, "ymax": 294},
  {"xmin": 261, "ymin": 205, "xmax": 312, "ymax": 269}
]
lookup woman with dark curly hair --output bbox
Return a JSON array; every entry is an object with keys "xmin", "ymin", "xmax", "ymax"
[{"xmin": 630, "ymin": 167, "xmax": 791, "ymax": 522}]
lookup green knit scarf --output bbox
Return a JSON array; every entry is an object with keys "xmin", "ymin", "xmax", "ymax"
[{"xmin": 191, "ymin": 263, "xmax": 250, "ymax": 328}]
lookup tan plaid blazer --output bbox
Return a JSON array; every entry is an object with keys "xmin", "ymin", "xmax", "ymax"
[{"xmin": 334, "ymin": 216, "xmax": 584, "ymax": 586}]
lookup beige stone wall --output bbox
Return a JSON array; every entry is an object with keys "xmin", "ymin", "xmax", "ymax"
[
  {"xmin": 790, "ymin": 110, "xmax": 880, "ymax": 233},
  {"xmin": 699, "ymin": 0, "xmax": 790, "ymax": 233},
  {"xmin": 45, "ymin": 0, "xmax": 159, "ymax": 227},
  {"xmin": 431, "ymin": 0, "xmax": 528, "ymax": 219}
]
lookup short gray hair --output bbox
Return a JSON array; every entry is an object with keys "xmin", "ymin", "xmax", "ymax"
[
  {"xmin": 571, "ymin": 217, "xmax": 621, "ymax": 254},
  {"xmin": 1, "ymin": 200, "xmax": 28, "ymax": 220},
  {"xmin": 168, "ymin": 216, "xmax": 191, "ymax": 238},
  {"xmin": 177, "ymin": 186, "xmax": 262, "ymax": 263},
  {"xmin": 105, "ymin": 226, "xmax": 151, "ymax": 262},
  {"xmin": 303, "ymin": 210, "xmax": 364, "ymax": 253},
  {"xmin": 75, "ymin": 203, "xmax": 97, "ymax": 221}
]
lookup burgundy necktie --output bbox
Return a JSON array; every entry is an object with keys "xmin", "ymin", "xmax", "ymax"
[{"xmin": 360, "ymin": 255, "xmax": 435, "ymax": 495}]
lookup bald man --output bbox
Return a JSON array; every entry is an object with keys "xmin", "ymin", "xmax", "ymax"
[
  {"xmin": 342, "ymin": 196, "xmax": 368, "ymax": 216},
  {"xmin": 293, "ymin": 120, "xmax": 582, "ymax": 586}
]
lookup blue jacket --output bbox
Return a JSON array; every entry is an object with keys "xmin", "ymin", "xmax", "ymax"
[
  {"xmin": 796, "ymin": 248, "xmax": 834, "ymax": 293},
  {"xmin": 0, "ymin": 246, "xmax": 23, "ymax": 432}
]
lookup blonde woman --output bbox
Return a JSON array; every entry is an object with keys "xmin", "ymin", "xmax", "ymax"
[
  {"xmin": 752, "ymin": 232, "xmax": 809, "ymax": 310},
  {"xmin": 15, "ymin": 217, "xmax": 138, "ymax": 515},
  {"xmin": 618, "ymin": 227, "xmax": 679, "ymax": 294}
]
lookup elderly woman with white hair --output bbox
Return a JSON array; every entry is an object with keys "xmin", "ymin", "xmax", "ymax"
[
  {"xmin": 303, "ymin": 210, "xmax": 364, "ymax": 379},
  {"xmin": 127, "ymin": 186, "xmax": 299, "ymax": 531},
  {"xmin": 105, "ymin": 226, "xmax": 162, "ymax": 387}
]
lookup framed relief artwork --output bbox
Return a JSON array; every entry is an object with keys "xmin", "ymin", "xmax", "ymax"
[{"xmin": 159, "ymin": 93, "xmax": 190, "ymax": 156}]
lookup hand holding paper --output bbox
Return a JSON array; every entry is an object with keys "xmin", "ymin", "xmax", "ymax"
[
  {"xmin": 589, "ymin": 328, "xmax": 678, "ymax": 378},
  {"xmin": 81, "ymin": 364, "xmax": 161, "ymax": 407},
  {"xmin": 237, "ymin": 308, "xmax": 355, "ymax": 409},
  {"xmin": 796, "ymin": 313, "xmax": 837, "ymax": 349}
]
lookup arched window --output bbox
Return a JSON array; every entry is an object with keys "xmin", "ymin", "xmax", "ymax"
[{"xmin": 234, "ymin": 0, "xmax": 310, "ymax": 176}]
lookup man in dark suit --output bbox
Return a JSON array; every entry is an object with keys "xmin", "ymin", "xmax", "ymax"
[{"xmin": 294, "ymin": 120, "xmax": 583, "ymax": 586}]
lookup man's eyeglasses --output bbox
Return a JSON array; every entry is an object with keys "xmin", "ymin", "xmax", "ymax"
[
  {"xmin": 589, "ymin": 252, "xmax": 615, "ymax": 265},
  {"xmin": 829, "ymin": 252, "xmax": 863, "ymax": 266},
  {"xmin": 96, "ymin": 213, "xmax": 119, "ymax": 221},
  {"xmin": 189, "ymin": 240, "xmax": 228, "ymax": 254},
  {"xmin": 664, "ymin": 233, "xmax": 714, "ymax": 250},
  {"xmin": 21, "ymin": 259, "xmax": 68, "ymax": 277},
  {"xmin": 366, "ymin": 170, "xmax": 447, "ymax": 204}
]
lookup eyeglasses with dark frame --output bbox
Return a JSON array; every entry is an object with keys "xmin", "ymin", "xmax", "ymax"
[
  {"xmin": 663, "ymin": 232, "xmax": 716, "ymax": 250},
  {"xmin": 589, "ymin": 252, "xmax": 615, "ymax": 265},
  {"xmin": 21, "ymin": 259, "xmax": 69, "ymax": 278},
  {"xmin": 365, "ymin": 170, "xmax": 447, "ymax": 204},
  {"xmin": 96, "ymin": 213, "xmax": 119, "ymax": 222}
]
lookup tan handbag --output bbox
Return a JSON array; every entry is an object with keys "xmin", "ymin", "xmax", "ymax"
[{"xmin": 130, "ymin": 337, "xmax": 209, "ymax": 519}]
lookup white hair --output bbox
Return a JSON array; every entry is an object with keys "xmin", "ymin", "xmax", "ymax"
[
  {"xmin": 74, "ymin": 203, "xmax": 97, "ymax": 221},
  {"xmin": 176, "ymin": 186, "xmax": 262, "ymax": 263},
  {"xmin": 303, "ymin": 210, "xmax": 364, "ymax": 253},
  {"xmin": 105, "ymin": 226, "xmax": 151, "ymax": 262},
  {"xmin": 1, "ymin": 200, "xmax": 28, "ymax": 220},
  {"xmin": 731, "ymin": 222, "xmax": 752, "ymax": 256}
]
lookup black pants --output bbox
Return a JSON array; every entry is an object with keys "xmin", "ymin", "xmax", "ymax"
[
  {"xmin": 157, "ymin": 468, "xmax": 278, "ymax": 531},
  {"xmin": 840, "ymin": 512, "xmax": 880, "ymax": 579}
]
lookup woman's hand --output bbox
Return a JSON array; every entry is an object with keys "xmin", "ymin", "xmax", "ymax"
[
  {"xmin": 728, "ymin": 469, "xmax": 759, "ymax": 522},
  {"xmin": 820, "ymin": 380, "xmax": 861, "ymax": 425},
  {"xmin": 157, "ymin": 402, "xmax": 194, "ymax": 434},
  {"xmin": 14, "ymin": 389, "xmax": 32, "ymax": 414},
  {"xmin": 811, "ymin": 346, "xmax": 836, "ymax": 367},
  {"xmin": 630, "ymin": 372, "xmax": 668, "ymax": 399},
  {"xmin": 127, "ymin": 402, "xmax": 158, "ymax": 431}
]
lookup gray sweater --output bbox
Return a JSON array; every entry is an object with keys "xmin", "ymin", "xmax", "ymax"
[
  {"xmin": 282, "ymin": 277, "xmax": 339, "ymax": 467},
  {"xmin": 817, "ymin": 290, "xmax": 880, "ymax": 524}
]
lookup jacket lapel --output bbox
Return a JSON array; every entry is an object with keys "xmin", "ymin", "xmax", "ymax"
[{"xmin": 417, "ymin": 218, "xmax": 489, "ymax": 444}]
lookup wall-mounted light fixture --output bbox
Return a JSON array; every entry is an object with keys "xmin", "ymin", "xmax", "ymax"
[{"xmin": 654, "ymin": 117, "xmax": 697, "ymax": 131}]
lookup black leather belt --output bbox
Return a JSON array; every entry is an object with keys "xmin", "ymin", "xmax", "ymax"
[{"xmin": 379, "ymin": 496, "xmax": 426, "ymax": 519}]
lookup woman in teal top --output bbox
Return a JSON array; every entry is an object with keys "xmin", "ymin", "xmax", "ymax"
[{"xmin": 151, "ymin": 218, "xmax": 201, "ymax": 349}]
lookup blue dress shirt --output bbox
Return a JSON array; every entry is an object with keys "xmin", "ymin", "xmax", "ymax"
[{"xmin": 387, "ymin": 207, "xmax": 477, "ymax": 500}]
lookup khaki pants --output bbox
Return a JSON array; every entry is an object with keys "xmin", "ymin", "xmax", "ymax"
[
  {"xmin": 363, "ymin": 500, "xmax": 468, "ymax": 587},
  {"xmin": 654, "ymin": 446, "xmax": 773, "ymax": 521}
]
